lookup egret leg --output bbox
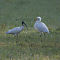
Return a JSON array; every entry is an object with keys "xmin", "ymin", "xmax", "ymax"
[
  {"xmin": 40, "ymin": 32, "xmax": 42, "ymax": 42},
  {"xmin": 40, "ymin": 32, "xmax": 42, "ymax": 37},
  {"xmin": 43, "ymin": 33, "xmax": 48, "ymax": 42},
  {"xmin": 40, "ymin": 32, "xmax": 45, "ymax": 42},
  {"xmin": 43, "ymin": 33, "xmax": 46, "ymax": 42}
]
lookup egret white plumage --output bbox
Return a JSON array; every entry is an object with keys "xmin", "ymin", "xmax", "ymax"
[
  {"xmin": 6, "ymin": 21, "xmax": 27, "ymax": 37},
  {"xmin": 34, "ymin": 17, "xmax": 49, "ymax": 36}
]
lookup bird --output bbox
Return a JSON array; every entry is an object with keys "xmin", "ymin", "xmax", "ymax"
[
  {"xmin": 6, "ymin": 21, "xmax": 27, "ymax": 38},
  {"xmin": 34, "ymin": 17, "xmax": 49, "ymax": 36}
]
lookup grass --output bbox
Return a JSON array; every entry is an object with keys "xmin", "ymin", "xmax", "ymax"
[
  {"xmin": 0, "ymin": 0, "xmax": 60, "ymax": 60},
  {"xmin": 0, "ymin": 28, "xmax": 60, "ymax": 60}
]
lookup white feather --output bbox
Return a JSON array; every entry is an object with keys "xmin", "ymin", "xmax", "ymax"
[
  {"xmin": 34, "ymin": 17, "xmax": 49, "ymax": 33},
  {"xmin": 6, "ymin": 26, "xmax": 24, "ymax": 35}
]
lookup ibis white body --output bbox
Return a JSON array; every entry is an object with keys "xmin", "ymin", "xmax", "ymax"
[
  {"xmin": 6, "ymin": 26, "xmax": 24, "ymax": 36},
  {"xmin": 34, "ymin": 17, "xmax": 49, "ymax": 33}
]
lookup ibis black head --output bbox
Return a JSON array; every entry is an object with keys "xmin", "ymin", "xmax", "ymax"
[
  {"xmin": 22, "ymin": 21, "xmax": 26, "ymax": 25},
  {"xmin": 22, "ymin": 21, "xmax": 27, "ymax": 28}
]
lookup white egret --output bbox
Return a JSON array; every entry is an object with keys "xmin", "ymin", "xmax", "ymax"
[
  {"xmin": 34, "ymin": 17, "xmax": 49, "ymax": 36},
  {"xmin": 6, "ymin": 21, "xmax": 27, "ymax": 38}
]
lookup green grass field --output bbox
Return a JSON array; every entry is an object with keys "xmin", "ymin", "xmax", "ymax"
[{"xmin": 0, "ymin": 0, "xmax": 60, "ymax": 60}]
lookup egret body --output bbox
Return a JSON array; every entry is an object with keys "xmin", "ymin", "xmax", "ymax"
[{"xmin": 34, "ymin": 17, "xmax": 49, "ymax": 36}]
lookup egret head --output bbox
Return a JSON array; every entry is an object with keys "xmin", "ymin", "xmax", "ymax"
[
  {"xmin": 22, "ymin": 21, "xmax": 28, "ymax": 29},
  {"xmin": 36, "ymin": 17, "xmax": 41, "ymax": 21}
]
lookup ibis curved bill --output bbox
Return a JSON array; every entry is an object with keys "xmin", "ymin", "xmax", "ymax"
[
  {"xmin": 34, "ymin": 17, "xmax": 49, "ymax": 33},
  {"xmin": 6, "ymin": 21, "xmax": 27, "ymax": 36}
]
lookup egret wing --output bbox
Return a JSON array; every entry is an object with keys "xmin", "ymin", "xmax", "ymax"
[{"xmin": 36, "ymin": 22, "xmax": 49, "ymax": 33}]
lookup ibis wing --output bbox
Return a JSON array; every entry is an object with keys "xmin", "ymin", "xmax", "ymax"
[{"xmin": 6, "ymin": 27, "xmax": 21, "ymax": 34}]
